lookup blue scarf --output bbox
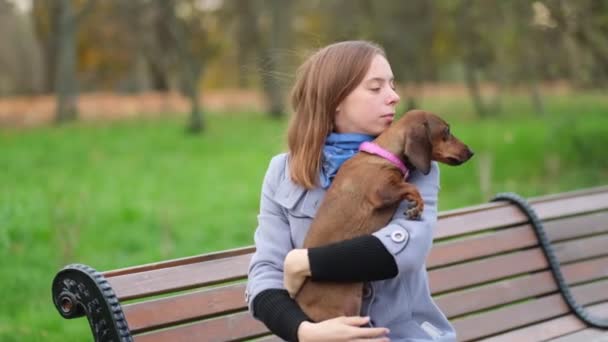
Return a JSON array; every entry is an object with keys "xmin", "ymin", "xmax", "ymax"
[{"xmin": 320, "ymin": 133, "xmax": 375, "ymax": 188}]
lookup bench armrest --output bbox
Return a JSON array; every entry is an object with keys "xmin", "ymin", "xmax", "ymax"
[{"xmin": 52, "ymin": 264, "xmax": 133, "ymax": 342}]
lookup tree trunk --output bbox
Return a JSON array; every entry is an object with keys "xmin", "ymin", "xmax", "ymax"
[
  {"xmin": 458, "ymin": 0, "xmax": 488, "ymax": 118},
  {"xmin": 236, "ymin": 0, "xmax": 258, "ymax": 88},
  {"xmin": 54, "ymin": 0, "xmax": 78, "ymax": 123},
  {"xmin": 161, "ymin": 0, "xmax": 204, "ymax": 134},
  {"xmin": 184, "ymin": 62, "xmax": 204, "ymax": 133},
  {"xmin": 259, "ymin": 0, "xmax": 293, "ymax": 119},
  {"xmin": 463, "ymin": 61, "xmax": 488, "ymax": 118}
]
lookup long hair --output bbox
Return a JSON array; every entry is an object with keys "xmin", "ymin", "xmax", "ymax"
[{"xmin": 287, "ymin": 41, "xmax": 385, "ymax": 189}]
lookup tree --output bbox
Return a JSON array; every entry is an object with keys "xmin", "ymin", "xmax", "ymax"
[
  {"xmin": 53, "ymin": 0, "xmax": 95, "ymax": 123},
  {"xmin": 157, "ymin": 0, "xmax": 223, "ymax": 133},
  {"xmin": 0, "ymin": 0, "xmax": 44, "ymax": 96}
]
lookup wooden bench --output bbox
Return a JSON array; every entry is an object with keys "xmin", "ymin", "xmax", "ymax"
[{"xmin": 52, "ymin": 186, "xmax": 608, "ymax": 341}]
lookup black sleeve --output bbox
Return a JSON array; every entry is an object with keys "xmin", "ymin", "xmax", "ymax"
[
  {"xmin": 252, "ymin": 289, "xmax": 312, "ymax": 342},
  {"xmin": 308, "ymin": 235, "xmax": 398, "ymax": 282}
]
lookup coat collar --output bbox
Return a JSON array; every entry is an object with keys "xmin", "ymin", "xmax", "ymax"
[{"xmin": 275, "ymin": 157, "xmax": 326, "ymax": 218}]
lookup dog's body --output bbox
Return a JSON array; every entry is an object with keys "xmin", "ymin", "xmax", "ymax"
[{"xmin": 295, "ymin": 110, "xmax": 473, "ymax": 322}]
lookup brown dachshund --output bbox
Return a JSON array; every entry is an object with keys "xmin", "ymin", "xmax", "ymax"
[{"xmin": 296, "ymin": 109, "xmax": 473, "ymax": 322}]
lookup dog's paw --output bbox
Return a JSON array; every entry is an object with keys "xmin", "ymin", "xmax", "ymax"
[{"xmin": 405, "ymin": 207, "xmax": 422, "ymax": 220}]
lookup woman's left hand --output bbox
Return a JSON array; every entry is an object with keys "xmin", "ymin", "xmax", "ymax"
[{"xmin": 283, "ymin": 249, "xmax": 311, "ymax": 298}]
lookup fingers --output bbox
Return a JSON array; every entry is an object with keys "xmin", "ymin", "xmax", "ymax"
[
  {"xmin": 339, "ymin": 316, "xmax": 370, "ymax": 326},
  {"xmin": 351, "ymin": 326, "xmax": 390, "ymax": 339},
  {"xmin": 337, "ymin": 316, "xmax": 390, "ymax": 340}
]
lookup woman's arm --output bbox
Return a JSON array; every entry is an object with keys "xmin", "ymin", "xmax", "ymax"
[{"xmin": 247, "ymin": 154, "xmax": 312, "ymax": 341}]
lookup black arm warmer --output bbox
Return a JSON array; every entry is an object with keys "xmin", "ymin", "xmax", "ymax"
[
  {"xmin": 252, "ymin": 289, "xmax": 311, "ymax": 341},
  {"xmin": 308, "ymin": 235, "xmax": 398, "ymax": 282}
]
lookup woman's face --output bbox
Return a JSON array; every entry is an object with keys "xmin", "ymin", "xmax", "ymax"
[{"xmin": 334, "ymin": 54, "xmax": 400, "ymax": 136}]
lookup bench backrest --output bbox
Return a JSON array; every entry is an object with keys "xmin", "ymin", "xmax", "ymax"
[{"xmin": 100, "ymin": 186, "xmax": 608, "ymax": 342}]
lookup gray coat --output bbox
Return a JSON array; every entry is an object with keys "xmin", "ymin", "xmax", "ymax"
[{"xmin": 246, "ymin": 153, "xmax": 457, "ymax": 341}]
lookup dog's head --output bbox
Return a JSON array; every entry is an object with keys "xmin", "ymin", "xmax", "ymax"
[{"xmin": 402, "ymin": 110, "xmax": 474, "ymax": 175}]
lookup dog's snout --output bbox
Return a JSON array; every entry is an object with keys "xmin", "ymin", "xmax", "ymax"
[{"xmin": 467, "ymin": 148, "xmax": 474, "ymax": 158}]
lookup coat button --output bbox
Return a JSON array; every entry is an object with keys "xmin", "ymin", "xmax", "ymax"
[{"xmin": 391, "ymin": 230, "xmax": 406, "ymax": 243}]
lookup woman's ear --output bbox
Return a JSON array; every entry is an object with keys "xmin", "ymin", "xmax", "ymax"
[{"xmin": 404, "ymin": 123, "xmax": 432, "ymax": 175}]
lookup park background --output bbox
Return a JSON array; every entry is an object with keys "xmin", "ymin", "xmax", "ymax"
[{"xmin": 0, "ymin": 0, "xmax": 607, "ymax": 340}]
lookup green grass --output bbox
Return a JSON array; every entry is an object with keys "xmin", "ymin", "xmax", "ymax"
[{"xmin": 1, "ymin": 93, "xmax": 607, "ymax": 341}]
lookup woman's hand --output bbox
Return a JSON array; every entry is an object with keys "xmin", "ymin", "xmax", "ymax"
[
  {"xmin": 283, "ymin": 249, "xmax": 311, "ymax": 298},
  {"xmin": 298, "ymin": 316, "xmax": 390, "ymax": 342}
]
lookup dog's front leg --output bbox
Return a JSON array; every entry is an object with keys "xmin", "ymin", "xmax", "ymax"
[{"xmin": 371, "ymin": 182, "xmax": 424, "ymax": 220}]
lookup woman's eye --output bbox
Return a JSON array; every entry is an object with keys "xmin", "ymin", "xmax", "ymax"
[{"xmin": 370, "ymin": 88, "xmax": 381, "ymax": 92}]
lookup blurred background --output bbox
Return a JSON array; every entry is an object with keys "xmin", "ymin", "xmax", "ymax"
[{"xmin": 0, "ymin": 0, "xmax": 607, "ymax": 340}]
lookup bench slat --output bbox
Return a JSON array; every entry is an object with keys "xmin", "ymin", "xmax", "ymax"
[
  {"xmin": 477, "ymin": 302, "xmax": 608, "ymax": 342},
  {"xmin": 435, "ymin": 190, "xmax": 608, "ymax": 239},
  {"xmin": 544, "ymin": 211, "xmax": 608, "ymax": 242},
  {"xmin": 548, "ymin": 327, "xmax": 608, "ymax": 342},
  {"xmin": 430, "ymin": 249, "xmax": 547, "ymax": 294},
  {"xmin": 105, "ymin": 246, "xmax": 255, "ymax": 277},
  {"xmin": 110, "ymin": 254, "xmax": 251, "ymax": 300},
  {"xmin": 255, "ymin": 336, "xmax": 283, "ymax": 342},
  {"xmin": 124, "ymin": 283, "xmax": 247, "ymax": 334},
  {"xmin": 133, "ymin": 311, "xmax": 268, "ymax": 342},
  {"xmin": 430, "ymin": 234, "xmax": 608, "ymax": 294},
  {"xmin": 436, "ymin": 256, "xmax": 608, "ymax": 318},
  {"xmin": 554, "ymin": 234, "xmax": 608, "ymax": 264},
  {"xmin": 453, "ymin": 281, "xmax": 608, "ymax": 341},
  {"xmin": 429, "ymin": 212, "xmax": 608, "ymax": 268}
]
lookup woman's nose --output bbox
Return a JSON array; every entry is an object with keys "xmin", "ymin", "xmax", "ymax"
[{"xmin": 387, "ymin": 88, "xmax": 400, "ymax": 105}]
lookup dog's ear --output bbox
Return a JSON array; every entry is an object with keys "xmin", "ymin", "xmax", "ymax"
[{"xmin": 405, "ymin": 123, "xmax": 432, "ymax": 175}]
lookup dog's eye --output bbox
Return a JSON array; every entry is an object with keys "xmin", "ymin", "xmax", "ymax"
[{"xmin": 443, "ymin": 128, "xmax": 450, "ymax": 140}]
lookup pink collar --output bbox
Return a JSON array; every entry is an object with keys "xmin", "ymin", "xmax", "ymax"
[{"xmin": 359, "ymin": 141, "xmax": 409, "ymax": 178}]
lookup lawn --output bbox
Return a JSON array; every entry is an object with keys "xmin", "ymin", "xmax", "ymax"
[{"xmin": 1, "ymin": 92, "xmax": 606, "ymax": 341}]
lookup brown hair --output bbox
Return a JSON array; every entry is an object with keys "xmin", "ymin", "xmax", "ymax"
[{"xmin": 287, "ymin": 40, "xmax": 385, "ymax": 189}]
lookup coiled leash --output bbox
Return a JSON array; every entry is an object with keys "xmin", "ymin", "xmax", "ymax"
[{"xmin": 491, "ymin": 193, "xmax": 608, "ymax": 329}]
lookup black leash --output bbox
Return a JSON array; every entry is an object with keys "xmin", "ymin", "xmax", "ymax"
[{"xmin": 491, "ymin": 192, "xmax": 608, "ymax": 329}]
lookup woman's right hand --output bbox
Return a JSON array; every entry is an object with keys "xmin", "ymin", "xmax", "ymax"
[{"xmin": 297, "ymin": 316, "xmax": 390, "ymax": 342}]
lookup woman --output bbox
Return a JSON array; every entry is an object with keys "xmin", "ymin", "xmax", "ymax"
[{"xmin": 246, "ymin": 40, "xmax": 456, "ymax": 342}]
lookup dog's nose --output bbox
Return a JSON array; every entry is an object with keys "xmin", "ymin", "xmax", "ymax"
[{"xmin": 467, "ymin": 148, "xmax": 475, "ymax": 159}]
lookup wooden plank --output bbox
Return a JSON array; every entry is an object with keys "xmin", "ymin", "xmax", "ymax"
[
  {"xmin": 434, "ymin": 190, "xmax": 608, "ymax": 240},
  {"xmin": 255, "ymin": 336, "xmax": 282, "ymax": 342},
  {"xmin": 435, "ymin": 257, "xmax": 608, "ymax": 318},
  {"xmin": 428, "ymin": 225, "xmax": 537, "ymax": 269},
  {"xmin": 545, "ymin": 211, "xmax": 608, "ymax": 242},
  {"xmin": 104, "ymin": 246, "xmax": 255, "ymax": 277},
  {"xmin": 110, "ymin": 254, "xmax": 251, "ymax": 300},
  {"xmin": 476, "ymin": 301, "xmax": 608, "ymax": 342},
  {"xmin": 453, "ymin": 280, "xmax": 608, "ymax": 341},
  {"xmin": 548, "ymin": 327, "xmax": 608, "ymax": 342},
  {"xmin": 124, "ymin": 283, "xmax": 247, "ymax": 334},
  {"xmin": 553, "ymin": 234, "xmax": 608, "ymax": 264},
  {"xmin": 429, "ymin": 249, "xmax": 548, "ymax": 294},
  {"xmin": 533, "ymin": 191, "xmax": 608, "ymax": 222},
  {"xmin": 428, "ymin": 213, "xmax": 608, "ymax": 268},
  {"xmin": 133, "ymin": 311, "xmax": 268, "ymax": 342},
  {"xmin": 430, "ymin": 235, "xmax": 608, "ymax": 294}
]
